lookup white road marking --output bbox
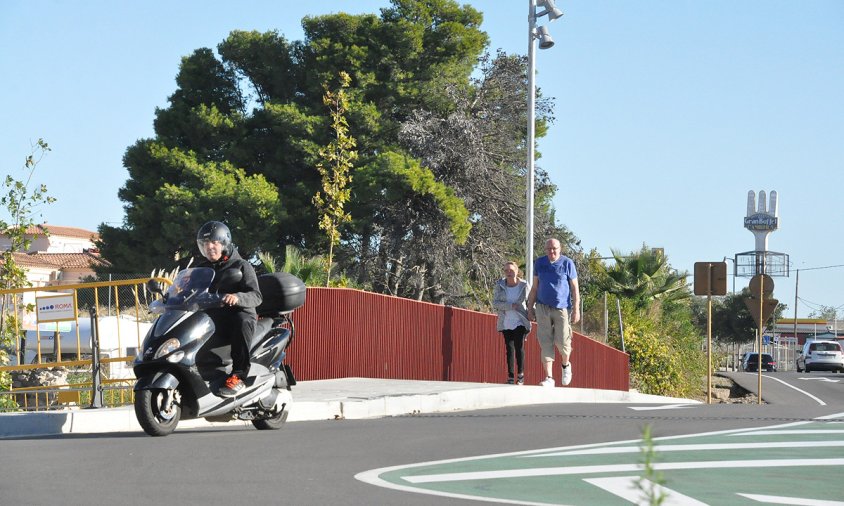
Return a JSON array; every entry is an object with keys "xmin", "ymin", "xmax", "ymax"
[
  {"xmin": 402, "ymin": 459, "xmax": 844, "ymax": 484},
  {"xmin": 816, "ymin": 411, "xmax": 844, "ymax": 420},
  {"xmin": 738, "ymin": 493, "xmax": 844, "ymax": 505},
  {"xmin": 584, "ymin": 476, "xmax": 707, "ymax": 506},
  {"xmin": 357, "ymin": 418, "xmax": 844, "ymax": 504},
  {"xmin": 799, "ymin": 377, "xmax": 840, "ymax": 383},
  {"xmin": 628, "ymin": 404, "xmax": 695, "ymax": 411},
  {"xmin": 540, "ymin": 440, "xmax": 844, "ymax": 456},
  {"xmin": 749, "ymin": 373, "xmax": 827, "ymax": 405},
  {"xmin": 730, "ymin": 430, "xmax": 844, "ymax": 436}
]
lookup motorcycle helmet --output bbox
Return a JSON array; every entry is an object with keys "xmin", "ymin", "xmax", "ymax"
[{"xmin": 196, "ymin": 221, "xmax": 232, "ymax": 260}]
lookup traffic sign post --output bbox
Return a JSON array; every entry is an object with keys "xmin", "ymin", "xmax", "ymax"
[
  {"xmin": 743, "ymin": 298, "xmax": 779, "ymax": 327},
  {"xmin": 694, "ymin": 262, "xmax": 727, "ymax": 404},
  {"xmin": 693, "ymin": 262, "xmax": 728, "ymax": 296},
  {"xmin": 744, "ymin": 273, "xmax": 779, "ymax": 404}
]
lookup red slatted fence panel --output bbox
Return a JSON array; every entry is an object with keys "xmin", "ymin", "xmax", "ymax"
[{"xmin": 288, "ymin": 288, "xmax": 629, "ymax": 391}]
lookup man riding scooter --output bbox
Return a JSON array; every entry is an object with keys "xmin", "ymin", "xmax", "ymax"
[{"xmin": 195, "ymin": 221, "xmax": 262, "ymax": 397}]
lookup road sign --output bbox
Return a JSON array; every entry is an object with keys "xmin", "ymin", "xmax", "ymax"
[
  {"xmin": 694, "ymin": 261, "xmax": 727, "ymax": 296},
  {"xmin": 744, "ymin": 298, "xmax": 778, "ymax": 327},
  {"xmin": 749, "ymin": 273, "xmax": 774, "ymax": 297}
]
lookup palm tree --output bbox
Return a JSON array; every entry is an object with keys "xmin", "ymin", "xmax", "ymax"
[
  {"xmin": 258, "ymin": 246, "xmax": 328, "ymax": 287},
  {"xmin": 598, "ymin": 246, "xmax": 689, "ymax": 308}
]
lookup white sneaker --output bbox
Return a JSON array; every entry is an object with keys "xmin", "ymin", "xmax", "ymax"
[
  {"xmin": 561, "ymin": 363, "xmax": 573, "ymax": 386},
  {"xmin": 540, "ymin": 376, "xmax": 555, "ymax": 387}
]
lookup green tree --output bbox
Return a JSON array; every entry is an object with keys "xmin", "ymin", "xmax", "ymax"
[
  {"xmin": 98, "ymin": 141, "xmax": 282, "ymax": 272},
  {"xmin": 0, "ymin": 139, "xmax": 55, "ymax": 409},
  {"xmin": 598, "ymin": 247, "xmax": 704, "ymax": 397},
  {"xmin": 808, "ymin": 305, "xmax": 839, "ymax": 321},
  {"xmin": 388, "ymin": 50, "xmax": 574, "ymax": 306},
  {"xmin": 691, "ymin": 290, "xmax": 786, "ymax": 346},
  {"xmin": 313, "ymin": 72, "xmax": 357, "ymax": 286},
  {"xmin": 97, "ymin": 1, "xmax": 579, "ymax": 308},
  {"xmin": 598, "ymin": 245, "xmax": 689, "ymax": 310}
]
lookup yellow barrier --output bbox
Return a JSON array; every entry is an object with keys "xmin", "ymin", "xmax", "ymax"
[{"xmin": 0, "ymin": 277, "xmax": 171, "ymax": 412}]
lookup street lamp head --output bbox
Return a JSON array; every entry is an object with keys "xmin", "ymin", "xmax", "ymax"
[
  {"xmin": 537, "ymin": 0, "xmax": 564, "ymax": 22},
  {"xmin": 537, "ymin": 25, "xmax": 555, "ymax": 49}
]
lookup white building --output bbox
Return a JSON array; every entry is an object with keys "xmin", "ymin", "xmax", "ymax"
[{"xmin": 0, "ymin": 224, "xmax": 109, "ymax": 285}]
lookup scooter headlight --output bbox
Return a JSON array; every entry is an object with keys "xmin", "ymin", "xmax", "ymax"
[{"xmin": 154, "ymin": 338, "xmax": 182, "ymax": 360}]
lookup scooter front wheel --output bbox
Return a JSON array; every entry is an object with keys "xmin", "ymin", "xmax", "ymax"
[{"xmin": 135, "ymin": 388, "xmax": 181, "ymax": 436}]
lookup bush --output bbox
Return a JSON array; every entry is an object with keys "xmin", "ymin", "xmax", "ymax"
[{"xmin": 608, "ymin": 298, "xmax": 706, "ymax": 398}]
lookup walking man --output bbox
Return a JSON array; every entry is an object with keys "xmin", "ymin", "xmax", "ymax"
[{"xmin": 527, "ymin": 238, "xmax": 580, "ymax": 387}]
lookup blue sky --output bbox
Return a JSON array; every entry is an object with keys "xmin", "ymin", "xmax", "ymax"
[{"xmin": 2, "ymin": 1, "xmax": 843, "ymax": 318}]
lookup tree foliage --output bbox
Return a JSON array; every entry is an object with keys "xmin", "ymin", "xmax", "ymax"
[
  {"xmin": 98, "ymin": 0, "xmax": 576, "ymax": 307},
  {"xmin": 690, "ymin": 290, "xmax": 787, "ymax": 345},
  {"xmin": 98, "ymin": 141, "xmax": 281, "ymax": 272},
  {"xmin": 808, "ymin": 305, "xmax": 839, "ymax": 321},
  {"xmin": 597, "ymin": 245, "xmax": 689, "ymax": 309},
  {"xmin": 313, "ymin": 72, "xmax": 357, "ymax": 286},
  {"xmin": 594, "ymin": 246, "xmax": 704, "ymax": 397},
  {"xmin": 0, "ymin": 139, "xmax": 55, "ymax": 409}
]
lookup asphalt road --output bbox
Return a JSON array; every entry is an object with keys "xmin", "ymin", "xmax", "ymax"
[
  {"xmin": 3, "ymin": 372, "xmax": 842, "ymax": 505},
  {"xmin": 722, "ymin": 369, "xmax": 844, "ymax": 408}
]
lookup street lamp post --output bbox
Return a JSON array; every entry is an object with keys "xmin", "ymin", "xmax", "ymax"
[
  {"xmin": 525, "ymin": 0, "xmax": 563, "ymax": 283},
  {"xmin": 723, "ymin": 256, "xmax": 736, "ymax": 294}
]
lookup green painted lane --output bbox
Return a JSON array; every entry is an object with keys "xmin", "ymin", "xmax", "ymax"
[{"xmin": 357, "ymin": 418, "xmax": 844, "ymax": 505}]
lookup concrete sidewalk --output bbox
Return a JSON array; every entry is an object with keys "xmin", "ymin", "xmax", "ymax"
[{"xmin": 0, "ymin": 378, "xmax": 697, "ymax": 438}]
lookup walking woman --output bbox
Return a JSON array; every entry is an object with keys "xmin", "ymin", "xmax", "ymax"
[{"xmin": 493, "ymin": 261, "xmax": 530, "ymax": 384}]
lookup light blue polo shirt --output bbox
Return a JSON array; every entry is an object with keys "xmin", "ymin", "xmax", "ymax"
[{"xmin": 534, "ymin": 255, "xmax": 577, "ymax": 309}]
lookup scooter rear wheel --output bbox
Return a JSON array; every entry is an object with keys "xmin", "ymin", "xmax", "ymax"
[
  {"xmin": 135, "ymin": 389, "xmax": 181, "ymax": 436},
  {"xmin": 252, "ymin": 408, "xmax": 288, "ymax": 430}
]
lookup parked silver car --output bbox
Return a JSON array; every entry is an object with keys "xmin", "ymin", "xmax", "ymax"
[{"xmin": 796, "ymin": 340, "xmax": 844, "ymax": 373}]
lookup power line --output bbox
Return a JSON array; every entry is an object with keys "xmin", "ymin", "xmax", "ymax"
[{"xmin": 795, "ymin": 263, "xmax": 844, "ymax": 272}]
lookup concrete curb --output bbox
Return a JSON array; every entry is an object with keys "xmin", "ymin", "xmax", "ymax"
[
  {"xmin": 287, "ymin": 385, "xmax": 697, "ymax": 422},
  {"xmin": 0, "ymin": 378, "xmax": 698, "ymax": 438}
]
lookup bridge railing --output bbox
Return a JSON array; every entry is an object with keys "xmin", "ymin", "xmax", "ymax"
[
  {"xmin": 288, "ymin": 288, "xmax": 630, "ymax": 390},
  {"xmin": 1, "ymin": 284, "xmax": 630, "ymax": 412}
]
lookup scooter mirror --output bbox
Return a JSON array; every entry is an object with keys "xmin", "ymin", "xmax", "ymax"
[{"xmin": 147, "ymin": 279, "xmax": 165, "ymax": 296}]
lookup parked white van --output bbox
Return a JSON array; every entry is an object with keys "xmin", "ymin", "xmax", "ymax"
[{"xmin": 14, "ymin": 315, "xmax": 152, "ymax": 379}]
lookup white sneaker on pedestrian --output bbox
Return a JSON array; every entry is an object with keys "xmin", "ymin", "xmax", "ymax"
[
  {"xmin": 561, "ymin": 363, "xmax": 573, "ymax": 386},
  {"xmin": 540, "ymin": 376, "xmax": 555, "ymax": 387}
]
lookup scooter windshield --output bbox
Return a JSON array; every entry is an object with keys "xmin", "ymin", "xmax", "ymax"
[{"xmin": 150, "ymin": 268, "xmax": 217, "ymax": 313}]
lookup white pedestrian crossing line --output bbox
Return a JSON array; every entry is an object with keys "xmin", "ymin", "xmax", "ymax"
[
  {"xmin": 402, "ymin": 459, "xmax": 844, "ymax": 484},
  {"xmin": 538, "ymin": 440, "xmax": 844, "ymax": 456},
  {"xmin": 584, "ymin": 476, "xmax": 707, "ymax": 506},
  {"xmin": 738, "ymin": 493, "xmax": 844, "ymax": 505},
  {"xmin": 731, "ymin": 430, "xmax": 844, "ymax": 436}
]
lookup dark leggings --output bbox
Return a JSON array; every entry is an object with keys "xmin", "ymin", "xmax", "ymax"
[
  {"xmin": 208, "ymin": 308, "xmax": 256, "ymax": 378},
  {"xmin": 502, "ymin": 326, "xmax": 528, "ymax": 378}
]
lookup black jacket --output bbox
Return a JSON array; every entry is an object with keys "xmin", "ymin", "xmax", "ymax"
[{"xmin": 196, "ymin": 249, "xmax": 262, "ymax": 315}]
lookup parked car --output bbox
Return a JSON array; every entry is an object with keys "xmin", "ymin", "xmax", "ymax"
[
  {"xmin": 743, "ymin": 352, "xmax": 776, "ymax": 372},
  {"xmin": 796, "ymin": 340, "xmax": 844, "ymax": 373}
]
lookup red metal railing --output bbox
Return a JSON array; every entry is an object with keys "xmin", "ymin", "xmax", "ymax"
[{"xmin": 289, "ymin": 288, "xmax": 630, "ymax": 391}]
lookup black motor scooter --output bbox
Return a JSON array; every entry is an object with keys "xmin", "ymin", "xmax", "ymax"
[{"xmin": 133, "ymin": 267, "xmax": 305, "ymax": 436}]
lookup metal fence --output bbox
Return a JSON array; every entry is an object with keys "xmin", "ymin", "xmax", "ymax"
[
  {"xmin": 287, "ymin": 288, "xmax": 630, "ymax": 390},
  {"xmin": 721, "ymin": 341, "xmax": 801, "ymax": 372},
  {"xmin": 0, "ymin": 277, "xmax": 168, "ymax": 411}
]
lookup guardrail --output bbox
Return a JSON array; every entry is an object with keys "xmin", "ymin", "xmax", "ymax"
[
  {"xmin": 1, "ymin": 283, "xmax": 631, "ymax": 412},
  {"xmin": 0, "ymin": 277, "xmax": 171, "ymax": 411}
]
